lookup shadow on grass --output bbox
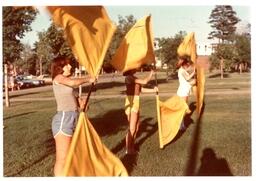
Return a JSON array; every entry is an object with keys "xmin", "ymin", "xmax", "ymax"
[
  {"xmin": 111, "ymin": 117, "xmax": 157, "ymax": 154},
  {"xmin": 118, "ymin": 117, "xmax": 157, "ymax": 175},
  {"xmin": 135, "ymin": 117, "xmax": 157, "ymax": 151},
  {"xmin": 196, "ymin": 147, "xmax": 233, "ymax": 176},
  {"xmin": 90, "ymin": 109, "xmax": 127, "ymax": 137},
  {"xmin": 3, "ymin": 111, "xmax": 37, "ymax": 121},
  {"xmin": 8, "ymin": 130, "xmax": 55, "ymax": 177},
  {"xmin": 185, "ymin": 102, "xmax": 205, "ymax": 176},
  {"xmin": 121, "ymin": 153, "xmax": 138, "ymax": 174},
  {"xmin": 208, "ymin": 73, "xmax": 230, "ymax": 78}
]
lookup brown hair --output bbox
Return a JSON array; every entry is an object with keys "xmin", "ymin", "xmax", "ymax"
[
  {"xmin": 176, "ymin": 55, "xmax": 192, "ymax": 69},
  {"xmin": 51, "ymin": 57, "xmax": 70, "ymax": 80}
]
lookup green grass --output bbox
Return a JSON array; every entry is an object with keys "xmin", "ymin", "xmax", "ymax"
[{"xmin": 3, "ymin": 72, "xmax": 251, "ymax": 176}]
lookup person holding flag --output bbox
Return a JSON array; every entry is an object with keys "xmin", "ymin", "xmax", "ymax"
[
  {"xmin": 176, "ymin": 55, "xmax": 196, "ymax": 103},
  {"xmin": 176, "ymin": 55, "xmax": 196, "ymax": 130},
  {"xmin": 124, "ymin": 68, "xmax": 158, "ymax": 155},
  {"xmin": 51, "ymin": 56, "xmax": 95, "ymax": 176}
]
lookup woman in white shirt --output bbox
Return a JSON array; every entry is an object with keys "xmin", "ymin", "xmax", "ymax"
[{"xmin": 176, "ymin": 56, "xmax": 196, "ymax": 103}]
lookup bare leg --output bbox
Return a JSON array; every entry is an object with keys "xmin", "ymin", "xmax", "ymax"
[
  {"xmin": 54, "ymin": 134, "xmax": 72, "ymax": 176},
  {"xmin": 125, "ymin": 113, "xmax": 130, "ymax": 153},
  {"xmin": 126, "ymin": 111, "xmax": 139, "ymax": 154},
  {"xmin": 133, "ymin": 111, "xmax": 140, "ymax": 140},
  {"xmin": 180, "ymin": 96, "xmax": 189, "ymax": 130}
]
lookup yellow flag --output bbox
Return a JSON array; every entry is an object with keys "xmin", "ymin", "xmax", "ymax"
[
  {"xmin": 177, "ymin": 32, "xmax": 197, "ymax": 63},
  {"xmin": 177, "ymin": 32, "xmax": 205, "ymax": 114},
  {"xmin": 110, "ymin": 15, "xmax": 155, "ymax": 73},
  {"xmin": 156, "ymin": 95, "xmax": 189, "ymax": 148},
  {"xmin": 63, "ymin": 112, "xmax": 128, "ymax": 176},
  {"xmin": 47, "ymin": 6, "xmax": 116, "ymax": 78},
  {"xmin": 196, "ymin": 67, "xmax": 205, "ymax": 114}
]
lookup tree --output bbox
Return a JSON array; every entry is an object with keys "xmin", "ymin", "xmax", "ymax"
[
  {"xmin": 208, "ymin": 5, "xmax": 240, "ymax": 43},
  {"xmin": 210, "ymin": 31, "xmax": 251, "ymax": 76},
  {"xmin": 155, "ymin": 31, "xmax": 185, "ymax": 71},
  {"xmin": 34, "ymin": 31, "xmax": 54, "ymax": 75},
  {"xmin": 233, "ymin": 33, "xmax": 251, "ymax": 73},
  {"xmin": 3, "ymin": 6, "xmax": 38, "ymax": 64},
  {"xmin": 18, "ymin": 43, "xmax": 34, "ymax": 74},
  {"xmin": 34, "ymin": 22, "xmax": 75, "ymax": 74},
  {"xmin": 46, "ymin": 23, "xmax": 75, "ymax": 64},
  {"xmin": 210, "ymin": 43, "xmax": 236, "ymax": 78}
]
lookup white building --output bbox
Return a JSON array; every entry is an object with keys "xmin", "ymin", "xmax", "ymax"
[{"xmin": 196, "ymin": 42, "xmax": 216, "ymax": 56}]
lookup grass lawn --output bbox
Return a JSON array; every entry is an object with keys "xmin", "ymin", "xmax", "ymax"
[{"xmin": 3, "ymin": 72, "xmax": 251, "ymax": 176}]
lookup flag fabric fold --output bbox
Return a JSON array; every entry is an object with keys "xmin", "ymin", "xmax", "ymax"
[
  {"xmin": 156, "ymin": 95, "xmax": 190, "ymax": 148},
  {"xmin": 47, "ymin": 6, "xmax": 116, "ymax": 78},
  {"xmin": 63, "ymin": 112, "xmax": 128, "ymax": 176},
  {"xmin": 177, "ymin": 32, "xmax": 205, "ymax": 114},
  {"xmin": 110, "ymin": 15, "xmax": 155, "ymax": 73}
]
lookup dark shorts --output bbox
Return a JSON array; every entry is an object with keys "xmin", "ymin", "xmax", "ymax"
[{"xmin": 52, "ymin": 111, "xmax": 79, "ymax": 137}]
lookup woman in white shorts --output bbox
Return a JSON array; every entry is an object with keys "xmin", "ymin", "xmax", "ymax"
[
  {"xmin": 176, "ymin": 56, "xmax": 196, "ymax": 102},
  {"xmin": 176, "ymin": 56, "xmax": 196, "ymax": 130}
]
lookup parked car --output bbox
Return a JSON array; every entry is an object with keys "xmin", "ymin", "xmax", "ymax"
[{"xmin": 16, "ymin": 75, "xmax": 45, "ymax": 89}]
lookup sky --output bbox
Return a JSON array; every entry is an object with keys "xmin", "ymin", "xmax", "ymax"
[{"xmin": 19, "ymin": 5, "xmax": 250, "ymax": 46}]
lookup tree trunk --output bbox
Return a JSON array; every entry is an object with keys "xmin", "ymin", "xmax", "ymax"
[
  {"xmin": 239, "ymin": 63, "xmax": 243, "ymax": 74},
  {"xmin": 220, "ymin": 58, "xmax": 224, "ymax": 79},
  {"xmin": 4, "ymin": 64, "xmax": 10, "ymax": 107},
  {"xmin": 39, "ymin": 57, "xmax": 43, "ymax": 76}
]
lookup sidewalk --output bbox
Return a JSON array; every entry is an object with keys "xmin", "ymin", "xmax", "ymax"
[{"xmin": 5, "ymin": 89, "xmax": 250, "ymax": 102}]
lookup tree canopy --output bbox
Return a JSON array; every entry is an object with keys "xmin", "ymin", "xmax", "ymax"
[
  {"xmin": 208, "ymin": 5, "xmax": 240, "ymax": 43},
  {"xmin": 3, "ymin": 6, "xmax": 38, "ymax": 64}
]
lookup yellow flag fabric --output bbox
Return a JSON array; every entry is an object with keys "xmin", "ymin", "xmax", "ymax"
[
  {"xmin": 177, "ymin": 32, "xmax": 197, "ymax": 63},
  {"xmin": 110, "ymin": 15, "xmax": 155, "ymax": 73},
  {"xmin": 47, "ymin": 6, "xmax": 116, "ymax": 78},
  {"xmin": 196, "ymin": 66, "xmax": 205, "ymax": 114},
  {"xmin": 63, "ymin": 112, "xmax": 128, "ymax": 176},
  {"xmin": 156, "ymin": 95, "xmax": 189, "ymax": 148},
  {"xmin": 177, "ymin": 32, "xmax": 205, "ymax": 114}
]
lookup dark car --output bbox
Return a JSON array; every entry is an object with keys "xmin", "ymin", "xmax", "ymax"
[{"xmin": 16, "ymin": 75, "xmax": 45, "ymax": 89}]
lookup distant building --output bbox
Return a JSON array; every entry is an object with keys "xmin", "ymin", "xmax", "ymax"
[{"xmin": 196, "ymin": 42, "xmax": 216, "ymax": 56}]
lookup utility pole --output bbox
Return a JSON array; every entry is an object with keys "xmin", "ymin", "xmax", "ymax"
[{"xmin": 4, "ymin": 64, "xmax": 10, "ymax": 107}]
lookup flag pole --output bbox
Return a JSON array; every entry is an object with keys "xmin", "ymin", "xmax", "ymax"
[
  {"xmin": 82, "ymin": 82, "xmax": 94, "ymax": 112},
  {"xmin": 153, "ymin": 63, "xmax": 163, "ymax": 148}
]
